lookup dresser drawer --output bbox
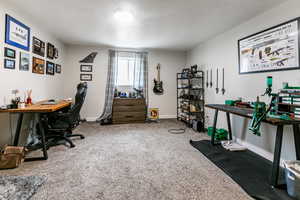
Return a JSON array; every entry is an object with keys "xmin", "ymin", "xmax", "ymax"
[
  {"xmin": 113, "ymin": 111, "xmax": 145, "ymax": 120},
  {"xmin": 113, "ymin": 105, "xmax": 145, "ymax": 112},
  {"xmin": 113, "ymin": 98, "xmax": 145, "ymax": 106}
]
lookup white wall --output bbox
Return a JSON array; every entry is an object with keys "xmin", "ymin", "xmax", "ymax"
[
  {"xmin": 0, "ymin": 1, "xmax": 66, "ymax": 147},
  {"xmin": 187, "ymin": 0, "xmax": 300, "ymax": 161},
  {"xmin": 63, "ymin": 45, "xmax": 186, "ymax": 121}
]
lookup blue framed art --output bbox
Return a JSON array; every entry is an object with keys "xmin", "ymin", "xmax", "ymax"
[{"xmin": 5, "ymin": 14, "xmax": 30, "ymax": 51}]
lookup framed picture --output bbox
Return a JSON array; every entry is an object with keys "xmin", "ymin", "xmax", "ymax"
[
  {"xmin": 4, "ymin": 59, "xmax": 15, "ymax": 69},
  {"xmin": 47, "ymin": 43, "xmax": 55, "ymax": 59},
  {"xmin": 238, "ymin": 17, "xmax": 300, "ymax": 74},
  {"xmin": 46, "ymin": 61, "xmax": 55, "ymax": 75},
  {"xmin": 5, "ymin": 14, "xmax": 30, "ymax": 51},
  {"xmin": 4, "ymin": 47, "xmax": 16, "ymax": 58},
  {"xmin": 149, "ymin": 108, "xmax": 159, "ymax": 120},
  {"xmin": 56, "ymin": 64, "xmax": 61, "ymax": 73},
  {"xmin": 32, "ymin": 57, "xmax": 45, "ymax": 74},
  {"xmin": 80, "ymin": 74, "xmax": 92, "ymax": 81},
  {"xmin": 80, "ymin": 65, "xmax": 92, "ymax": 72},
  {"xmin": 32, "ymin": 37, "xmax": 45, "ymax": 57},
  {"xmin": 19, "ymin": 52, "xmax": 30, "ymax": 71},
  {"xmin": 54, "ymin": 48, "xmax": 59, "ymax": 59}
]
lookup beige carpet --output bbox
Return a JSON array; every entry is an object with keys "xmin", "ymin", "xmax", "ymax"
[{"xmin": 0, "ymin": 119, "xmax": 251, "ymax": 200}]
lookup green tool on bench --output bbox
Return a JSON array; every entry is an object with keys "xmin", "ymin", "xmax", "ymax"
[
  {"xmin": 248, "ymin": 76, "xmax": 277, "ymax": 136},
  {"xmin": 248, "ymin": 97, "xmax": 267, "ymax": 136}
]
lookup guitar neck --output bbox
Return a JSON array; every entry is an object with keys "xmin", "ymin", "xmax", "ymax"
[{"xmin": 157, "ymin": 64, "xmax": 161, "ymax": 82}]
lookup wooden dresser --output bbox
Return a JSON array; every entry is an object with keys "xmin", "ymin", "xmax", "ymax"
[{"xmin": 112, "ymin": 98, "xmax": 146, "ymax": 124}]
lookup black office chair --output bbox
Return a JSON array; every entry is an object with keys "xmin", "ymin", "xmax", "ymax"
[{"xmin": 46, "ymin": 82, "xmax": 88, "ymax": 148}]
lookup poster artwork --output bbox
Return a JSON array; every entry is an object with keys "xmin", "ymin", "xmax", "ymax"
[
  {"xmin": 9, "ymin": 20, "xmax": 29, "ymax": 47},
  {"xmin": 239, "ymin": 20, "xmax": 299, "ymax": 74}
]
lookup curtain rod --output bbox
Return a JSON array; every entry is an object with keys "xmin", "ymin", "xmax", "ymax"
[{"xmin": 108, "ymin": 49, "xmax": 148, "ymax": 54}]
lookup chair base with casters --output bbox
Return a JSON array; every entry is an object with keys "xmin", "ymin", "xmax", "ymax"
[
  {"xmin": 46, "ymin": 119, "xmax": 86, "ymax": 148},
  {"xmin": 46, "ymin": 130, "xmax": 85, "ymax": 148}
]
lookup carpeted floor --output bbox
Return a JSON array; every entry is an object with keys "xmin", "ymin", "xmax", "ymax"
[{"xmin": 0, "ymin": 119, "xmax": 252, "ymax": 200}]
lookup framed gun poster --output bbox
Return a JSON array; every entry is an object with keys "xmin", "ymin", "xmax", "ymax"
[{"xmin": 238, "ymin": 17, "xmax": 300, "ymax": 74}]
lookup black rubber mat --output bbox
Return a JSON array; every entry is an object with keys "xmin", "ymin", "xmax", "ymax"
[{"xmin": 190, "ymin": 140, "xmax": 293, "ymax": 200}]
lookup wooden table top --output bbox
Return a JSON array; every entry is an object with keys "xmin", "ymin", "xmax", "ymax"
[
  {"xmin": 205, "ymin": 104, "xmax": 300, "ymax": 125},
  {"xmin": 0, "ymin": 100, "xmax": 72, "ymax": 113}
]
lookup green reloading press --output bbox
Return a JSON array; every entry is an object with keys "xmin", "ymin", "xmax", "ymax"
[{"xmin": 249, "ymin": 76, "xmax": 278, "ymax": 136}]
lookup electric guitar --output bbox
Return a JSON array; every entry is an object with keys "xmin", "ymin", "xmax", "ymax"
[{"xmin": 153, "ymin": 63, "xmax": 164, "ymax": 95}]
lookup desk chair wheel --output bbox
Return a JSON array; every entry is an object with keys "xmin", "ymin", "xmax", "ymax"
[
  {"xmin": 67, "ymin": 134, "xmax": 85, "ymax": 140},
  {"xmin": 46, "ymin": 135, "xmax": 76, "ymax": 149}
]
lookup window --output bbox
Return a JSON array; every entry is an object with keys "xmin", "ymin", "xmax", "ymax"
[{"xmin": 116, "ymin": 57, "xmax": 135, "ymax": 86}]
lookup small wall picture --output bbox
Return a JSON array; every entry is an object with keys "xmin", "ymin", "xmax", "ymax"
[
  {"xmin": 32, "ymin": 37, "xmax": 45, "ymax": 57},
  {"xmin": 32, "ymin": 57, "xmax": 45, "ymax": 74},
  {"xmin": 80, "ymin": 74, "xmax": 92, "ymax": 81},
  {"xmin": 54, "ymin": 48, "xmax": 59, "ymax": 59},
  {"xmin": 19, "ymin": 52, "xmax": 30, "ymax": 71},
  {"xmin": 56, "ymin": 64, "xmax": 61, "ymax": 73},
  {"xmin": 46, "ymin": 61, "xmax": 55, "ymax": 75},
  {"xmin": 149, "ymin": 108, "xmax": 159, "ymax": 120},
  {"xmin": 5, "ymin": 14, "xmax": 30, "ymax": 51},
  {"xmin": 4, "ymin": 59, "xmax": 15, "ymax": 69},
  {"xmin": 80, "ymin": 65, "xmax": 92, "ymax": 72},
  {"xmin": 47, "ymin": 43, "xmax": 55, "ymax": 59},
  {"xmin": 4, "ymin": 47, "xmax": 16, "ymax": 58}
]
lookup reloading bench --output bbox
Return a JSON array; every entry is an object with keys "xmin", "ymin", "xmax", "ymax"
[{"xmin": 206, "ymin": 104, "xmax": 300, "ymax": 188}]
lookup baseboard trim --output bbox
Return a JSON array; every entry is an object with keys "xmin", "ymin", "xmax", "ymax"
[
  {"xmin": 85, "ymin": 115, "xmax": 177, "ymax": 121},
  {"xmin": 235, "ymin": 138, "xmax": 284, "ymax": 167},
  {"xmin": 159, "ymin": 115, "xmax": 177, "ymax": 119},
  {"xmin": 85, "ymin": 117, "xmax": 97, "ymax": 122}
]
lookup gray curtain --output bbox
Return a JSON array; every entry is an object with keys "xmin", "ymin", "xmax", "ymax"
[
  {"xmin": 97, "ymin": 50, "xmax": 118, "ymax": 122},
  {"xmin": 133, "ymin": 52, "xmax": 148, "ymax": 107},
  {"xmin": 97, "ymin": 50, "xmax": 148, "ymax": 122}
]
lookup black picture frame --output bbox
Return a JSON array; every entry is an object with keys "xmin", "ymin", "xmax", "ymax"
[
  {"xmin": 80, "ymin": 65, "xmax": 93, "ymax": 72},
  {"xmin": 46, "ymin": 61, "xmax": 55, "ymax": 75},
  {"xmin": 80, "ymin": 74, "xmax": 92, "ymax": 81},
  {"xmin": 56, "ymin": 64, "xmax": 61, "ymax": 73},
  {"xmin": 238, "ymin": 17, "xmax": 300, "ymax": 74},
  {"xmin": 47, "ymin": 43, "xmax": 55, "ymax": 59},
  {"xmin": 4, "ymin": 59, "xmax": 15, "ymax": 69},
  {"xmin": 32, "ymin": 37, "xmax": 45, "ymax": 57},
  {"xmin": 4, "ymin": 47, "xmax": 16, "ymax": 58}
]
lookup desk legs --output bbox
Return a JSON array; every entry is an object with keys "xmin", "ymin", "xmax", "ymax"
[
  {"xmin": 226, "ymin": 112, "xmax": 233, "ymax": 140},
  {"xmin": 271, "ymin": 125, "xmax": 284, "ymax": 188},
  {"xmin": 293, "ymin": 124, "xmax": 300, "ymax": 160},
  {"xmin": 25, "ymin": 113, "xmax": 48, "ymax": 162},
  {"xmin": 13, "ymin": 113, "xmax": 24, "ymax": 146},
  {"xmin": 211, "ymin": 109, "xmax": 219, "ymax": 145}
]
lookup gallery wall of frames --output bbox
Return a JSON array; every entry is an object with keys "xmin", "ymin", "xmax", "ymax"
[{"xmin": 3, "ymin": 14, "xmax": 62, "ymax": 75}]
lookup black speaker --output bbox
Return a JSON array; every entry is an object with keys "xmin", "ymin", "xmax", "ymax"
[{"xmin": 192, "ymin": 120, "xmax": 203, "ymax": 132}]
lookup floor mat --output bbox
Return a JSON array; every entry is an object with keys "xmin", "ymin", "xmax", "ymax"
[
  {"xmin": 190, "ymin": 140, "xmax": 293, "ymax": 200},
  {"xmin": 0, "ymin": 175, "xmax": 46, "ymax": 200}
]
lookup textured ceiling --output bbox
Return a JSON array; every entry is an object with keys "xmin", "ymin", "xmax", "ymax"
[{"xmin": 5, "ymin": 0, "xmax": 286, "ymax": 50}]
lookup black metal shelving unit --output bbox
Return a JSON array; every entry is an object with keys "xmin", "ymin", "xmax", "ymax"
[{"xmin": 176, "ymin": 70, "xmax": 205, "ymax": 130}]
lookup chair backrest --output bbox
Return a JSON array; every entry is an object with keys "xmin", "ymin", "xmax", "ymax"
[{"xmin": 69, "ymin": 82, "xmax": 88, "ymax": 125}]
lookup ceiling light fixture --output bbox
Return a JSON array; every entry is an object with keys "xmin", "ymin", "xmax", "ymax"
[{"xmin": 114, "ymin": 10, "xmax": 134, "ymax": 24}]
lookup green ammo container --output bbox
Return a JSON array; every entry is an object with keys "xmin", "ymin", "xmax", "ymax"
[{"xmin": 207, "ymin": 127, "xmax": 228, "ymax": 141}]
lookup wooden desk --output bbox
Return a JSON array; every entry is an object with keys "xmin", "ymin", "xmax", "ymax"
[
  {"xmin": 0, "ymin": 100, "xmax": 71, "ymax": 113},
  {"xmin": 205, "ymin": 104, "xmax": 300, "ymax": 188},
  {"xmin": 0, "ymin": 100, "xmax": 72, "ymax": 161}
]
